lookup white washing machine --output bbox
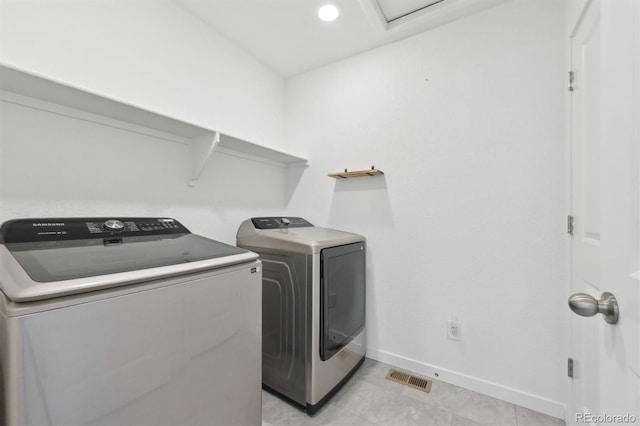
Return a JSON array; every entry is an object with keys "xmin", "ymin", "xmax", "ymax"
[
  {"xmin": 237, "ymin": 217, "xmax": 366, "ymax": 414},
  {"xmin": 0, "ymin": 217, "xmax": 262, "ymax": 426}
]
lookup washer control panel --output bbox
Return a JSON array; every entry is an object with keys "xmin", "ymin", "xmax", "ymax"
[
  {"xmin": 251, "ymin": 217, "xmax": 313, "ymax": 229},
  {"xmin": 1, "ymin": 217, "xmax": 189, "ymax": 243},
  {"xmin": 103, "ymin": 219, "xmax": 125, "ymax": 232}
]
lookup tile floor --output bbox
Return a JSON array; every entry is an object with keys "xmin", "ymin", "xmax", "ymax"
[{"xmin": 262, "ymin": 358, "xmax": 566, "ymax": 426}]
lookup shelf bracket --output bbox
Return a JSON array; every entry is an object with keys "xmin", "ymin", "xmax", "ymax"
[{"xmin": 189, "ymin": 131, "xmax": 220, "ymax": 187}]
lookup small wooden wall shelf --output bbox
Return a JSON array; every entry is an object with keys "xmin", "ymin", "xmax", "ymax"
[{"xmin": 328, "ymin": 167, "xmax": 384, "ymax": 179}]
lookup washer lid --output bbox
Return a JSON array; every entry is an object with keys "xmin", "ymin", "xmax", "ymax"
[
  {"xmin": 5, "ymin": 233, "xmax": 250, "ymax": 283},
  {"xmin": 0, "ymin": 218, "xmax": 258, "ymax": 302}
]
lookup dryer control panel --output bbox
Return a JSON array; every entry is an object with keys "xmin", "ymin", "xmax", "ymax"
[{"xmin": 251, "ymin": 217, "xmax": 313, "ymax": 229}]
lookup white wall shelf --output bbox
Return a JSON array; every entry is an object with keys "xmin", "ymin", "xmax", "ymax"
[{"xmin": 0, "ymin": 64, "xmax": 307, "ymax": 186}]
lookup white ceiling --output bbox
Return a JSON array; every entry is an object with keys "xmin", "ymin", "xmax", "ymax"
[{"xmin": 174, "ymin": 0, "xmax": 507, "ymax": 77}]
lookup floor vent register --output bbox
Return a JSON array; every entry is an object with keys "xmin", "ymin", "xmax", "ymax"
[{"xmin": 385, "ymin": 369, "xmax": 432, "ymax": 393}]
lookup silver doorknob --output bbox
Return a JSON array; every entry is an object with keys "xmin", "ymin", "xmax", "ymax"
[{"xmin": 568, "ymin": 292, "xmax": 619, "ymax": 324}]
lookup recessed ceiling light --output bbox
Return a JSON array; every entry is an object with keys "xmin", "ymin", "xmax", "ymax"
[{"xmin": 318, "ymin": 4, "xmax": 340, "ymax": 22}]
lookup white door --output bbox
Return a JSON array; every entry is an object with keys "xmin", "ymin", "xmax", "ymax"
[{"xmin": 568, "ymin": 0, "xmax": 640, "ymax": 424}]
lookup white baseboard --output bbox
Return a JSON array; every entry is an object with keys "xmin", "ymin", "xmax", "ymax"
[{"xmin": 366, "ymin": 346, "xmax": 566, "ymax": 420}]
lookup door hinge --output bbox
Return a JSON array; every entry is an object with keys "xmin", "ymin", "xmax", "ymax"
[
  {"xmin": 568, "ymin": 357, "xmax": 574, "ymax": 378},
  {"xmin": 568, "ymin": 71, "xmax": 574, "ymax": 92},
  {"xmin": 567, "ymin": 215, "xmax": 574, "ymax": 235}
]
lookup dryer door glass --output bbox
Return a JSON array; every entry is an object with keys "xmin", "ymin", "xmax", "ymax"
[{"xmin": 320, "ymin": 242, "xmax": 365, "ymax": 361}]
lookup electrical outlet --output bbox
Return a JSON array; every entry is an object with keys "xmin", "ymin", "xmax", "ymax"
[{"xmin": 447, "ymin": 317, "xmax": 461, "ymax": 341}]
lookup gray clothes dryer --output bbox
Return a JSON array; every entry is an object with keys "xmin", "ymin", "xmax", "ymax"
[{"xmin": 237, "ymin": 217, "xmax": 366, "ymax": 414}]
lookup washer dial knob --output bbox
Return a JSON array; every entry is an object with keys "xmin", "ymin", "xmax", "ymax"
[{"xmin": 104, "ymin": 219, "xmax": 125, "ymax": 232}]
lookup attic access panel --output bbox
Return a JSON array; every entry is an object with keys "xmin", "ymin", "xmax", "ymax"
[{"xmin": 374, "ymin": 0, "xmax": 445, "ymax": 23}]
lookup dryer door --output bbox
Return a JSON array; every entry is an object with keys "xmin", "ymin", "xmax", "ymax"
[{"xmin": 320, "ymin": 242, "xmax": 365, "ymax": 361}]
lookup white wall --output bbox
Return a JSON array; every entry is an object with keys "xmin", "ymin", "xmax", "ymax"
[
  {"xmin": 285, "ymin": 0, "xmax": 567, "ymax": 417},
  {"xmin": 0, "ymin": 0, "xmax": 289, "ymax": 242},
  {"xmin": 0, "ymin": 0, "xmax": 285, "ymax": 149}
]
